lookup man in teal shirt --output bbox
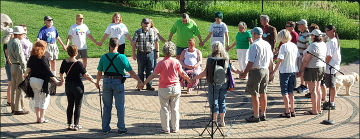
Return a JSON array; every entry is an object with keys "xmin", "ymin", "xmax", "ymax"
[{"xmin": 168, "ymin": 13, "xmax": 202, "ymax": 60}]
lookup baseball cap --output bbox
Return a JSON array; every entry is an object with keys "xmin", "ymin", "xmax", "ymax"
[
  {"xmin": 13, "ymin": 26, "xmax": 26, "ymax": 34},
  {"xmin": 296, "ymin": 19, "xmax": 307, "ymax": 25},
  {"xmin": 215, "ymin": 12, "xmax": 223, "ymax": 19},
  {"xmin": 142, "ymin": 18, "xmax": 150, "ymax": 24},
  {"xmin": 309, "ymin": 29, "xmax": 323, "ymax": 36},
  {"xmin": 44, "ymin": 16, "xmax": 53, "ymax": 21},
  {"xmin": 251, "ymin": 27, "xmax": 263, "ymax": 35},
  {"xmin": 76, "ymin": 14, "xmax": 84, "ymax": 19}
]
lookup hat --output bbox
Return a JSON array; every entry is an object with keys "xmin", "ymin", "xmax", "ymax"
[
  {"xmin": 296, "ymin": 19, "xmax": 307, "ymax": 25},
  {"xmin": 251, "ymin": 27, "xmax": 263, "ymax": 35},
  {"xmin": 13, "ymin": 26, "xmax": 26, "ymax": 34},
  {"xmin": 4, "ymin": 28, "xmax": 13, "ymax": 36},
  {"xmin": 76, "ymin": 14, "xmax": 84, "ymax": 19},
  {"xmin": 142, "ymin": 18, "xmax": 150, "ymax": 24},
  {"xmin": 309, "ymin": 29, "xmax": 323, "ymax": 36},
  {"xmin": 44, "ymin": 15, "xmax": 53, "ymax": 21},
  {"xmin": 215, "ymin": 12, "xmax": 223, "ymax": 19}
]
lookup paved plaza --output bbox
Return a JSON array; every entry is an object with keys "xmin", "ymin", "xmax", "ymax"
[{"xmin": 1, "ymin": 57, "xmax": 359, "ymax": 138}]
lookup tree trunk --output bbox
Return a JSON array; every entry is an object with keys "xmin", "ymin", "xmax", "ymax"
[{"xmin": 180, "ymin": 0, "xmax": 186, "ymax": 13}]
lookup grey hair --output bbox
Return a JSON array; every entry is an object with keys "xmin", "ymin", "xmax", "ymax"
[
  {"xmin": 162, "ymin": 41, "xmax": 176, "ymax": 57},
  {"xmin": 260, "ymin": 15, "xmax": 270, "ymax": 22},
  {"xmin": 209, "ymin": 41, "xmax": 229, "ymax": 69},
  {"xmin": 238, "ymin": 21, "xmax": 247, "ymax": 29},
  {"xmin": 181, "ymin": 13, "xmax": 189, "ymax": 19}
]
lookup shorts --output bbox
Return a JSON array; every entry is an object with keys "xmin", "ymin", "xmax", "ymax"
[
  {"xmin": 44, "ymin": 43, "xmax": 59, "ymax": 60},
  {"xmin": 5, "ymin": 63, "xmax": 11, "ymax": 81},
  {"xmin": 176, "ymin": 46, "xmax": 187, "ymax": 55},
  {"xmin": 245, "ymin": 68, "xmax": 269, "ymax": 96},
  {"xmin": 279, "ymin": 72, "xmax": 296, "ymax": 95},
  {"xmin": 76, "ymin": 49, "xmax": 88, "ymax": 59},
  {"xmin": 297, "ymin": 55, "xmax": 303, "ymax": 71},
  {"xmin": 304, "ymin": 67, "xmax": 325, "ymax": 82},
  {"xmin": 325, "ymin": 73, "xmax": 336, "ymax": 88}
]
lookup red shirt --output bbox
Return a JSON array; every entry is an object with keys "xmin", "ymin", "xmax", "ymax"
[
  {"xmin": 154, "ymin": 57, "xmax": 182, "ymax": 88},
  {"xmin": 278, "ymin": 30, "xmax": 299, "ymax": 49}
]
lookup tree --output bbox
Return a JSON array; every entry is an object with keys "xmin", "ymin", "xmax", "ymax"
[{"xmin": 180, "ymin": 0, "xmax": 186, "ymax": 13}]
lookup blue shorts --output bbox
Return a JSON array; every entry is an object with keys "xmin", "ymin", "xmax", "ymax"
[
  {"xmin": 176, "ymin": 46, "xmax": 187, "ymax": 55},
  {"xmin": 279, "ymin": 72, "xmax": 296, "ymax": 95},
  {"xmin": 5, "ymin": 63, "xmax": 11, "ymax": 81}
]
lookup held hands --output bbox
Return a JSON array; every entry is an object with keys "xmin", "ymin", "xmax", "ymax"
[
  {"xmin": 96, "ymin": 42, "xmax": 102, "ymax": 46},
  {"xmin": 57, "ymin": 81, "xmax": 63, "ymax": 86},
  {"xmin": 95, "ymin": 82, "xmax": 102, "ymax": 90},
  {"xmin": 239, "ymin": 72, "xmax": 247, "ymax": 79},
  {"xmin": 199, "ymin": 41, "xmax": 204, "ymax": 47},
  {"xmin": 137, "ymin": 82, "xmax": 144, "ymax": 89},
  {"xmin": 225, "ymin": 46, "xmax": 231, "ymax": 52}
]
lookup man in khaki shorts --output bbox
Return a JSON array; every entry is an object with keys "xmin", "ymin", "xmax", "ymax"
[
  {"xmin": 65, "ymin": 14, "xmax": 100, "ymax": 69},
  {"xmin": 240, "ymin": 27, "xmax": 273, "ymax": 123},
  {"xmin": 37, "ymin": 16, "xmax": 66, "ymax": 76}
]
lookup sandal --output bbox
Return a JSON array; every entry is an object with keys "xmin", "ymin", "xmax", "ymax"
[
  {"xmin": 304, "ymin": 111, "xmax": 318, "ymax": 115},
  {"xmin": 6, "ymin": 102, "xmax": 11, "ymax": 106},
  {"xmin": 279, "ymin": 113, "xmax": 291, "ymax": 118},
  {"xmin": 290, "ymin": 112, "xmax": 296, "ymax": 117}
]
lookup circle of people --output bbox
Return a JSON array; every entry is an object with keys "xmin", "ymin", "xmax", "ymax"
[{"xmin": 2, "ymin": 12, "xmax": 341, "ymax": 133}]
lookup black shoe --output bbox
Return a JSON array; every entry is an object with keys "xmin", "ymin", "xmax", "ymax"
[
  {"xmin": 144, "ymin": 87, "xmax": 155, "ymax": 91},
  {"xmin": 14, "ymin": 110, "xmax": 29, "ymax": 115},
  {"xmin": 118, "ymin": 129, "xmax": 127, "ymax": 135},
  {"xmin": 135, "ymin": 89, "xmax": 140, "ymax": 91},
  {"xmin": 245, "ymin": 115, "xmax": 260, "ymax": 123},
  {"xmin": 103, "ymin": 129, "xmax": 111, "ymax": 133},
  {"xmin": 260, "ymin": 116, "xmax": 267, "ymax": 121}
]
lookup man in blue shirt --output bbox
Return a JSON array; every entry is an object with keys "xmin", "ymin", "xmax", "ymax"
[{"xmin": 37, "ymin": 16, "xmax": 66, "ymax": 76}]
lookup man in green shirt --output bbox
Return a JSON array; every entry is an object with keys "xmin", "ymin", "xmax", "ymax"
[{"xmin": 168, "ymin": 13, "xmax": 202, "ymax": 60}]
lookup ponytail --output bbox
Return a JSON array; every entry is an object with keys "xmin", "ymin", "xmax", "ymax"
[{"xmin": 335, "ymin": 33, "xmax": 340, "ymax": 48}]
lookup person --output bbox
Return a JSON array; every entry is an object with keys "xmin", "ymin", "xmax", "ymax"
[
  {"xmin": 60, "ymin": 45, "xmax": 97, "ymax": 131},
  {"xmin": 295, "ymin": 19, "xmax": 310, "ymax": 93},
  {"xmin": 99, "ymin": 12, "xmax": 132, "ymax": 54},
  {"xmin": 239, "ymin": 27, "xmax": 273, "ymax": 122},
  {"xmin": 131, "ymin": 18, "xmax": 159, "ymax": 91},
  {"xmin": 299, "ymin": 29, "xmax": 327, "ymax": 115},
  {"xmin": 201, "ymin": 12, "xmax": 229, "ymax": 48},
  {"xmin": 270, "ymin": 29, "xmax": 299, "ymax": 118},
  {"xmin": 36, "ymin": 15, "xmax": 66, "ymax": 77},
  {"xmin": 149, "ymin": 18, "xmax": 166, "ymax": 67},
  {"xmin": 179, "ymin": 38, "xmax": 202, "ymax": 93},
  {"xmin": 96, "ymin": 37, "xmax": 144, "ymax": 135},
  {"xmin": 168, "ymin": 13, "xmax": 202, "ymax": 60},
  {"xmin": 7, "ymin": 26, "xmax": 29, "ymax": 115},
  {"xmin": 322, "ymin": 25, "xmax": 341, "ymax": 110},
  {"xmin": 274, "ymin": 21, "xmax": 299, "ymax": 55},
  {"xmin": 226, "ymin": 21, "xmax": 253, "ymax": 79},
  {"xmin": 19, "ymin": 24, "xmax": 33, "ymax": 60},
  {"xmin": 2, "ymin": 28, "xmax": 14, "ymax": 106},
  {"xmin": 260, "ymin": 15, "xmax": 277, "ymax": 53},
  {"xmin": 193, "ymin": 41, "xmax": 230, "ymax": 127},
  {"xmin": 65, "ymin": 14, "xmax": 100, "ymax": 69},
  {"xmin": 23, "ymin": 40, "xmax": 62, "ymax": 123},
  {"xmin": 142, "ymin": 41, "xmax": 192, "ymax": 134}
]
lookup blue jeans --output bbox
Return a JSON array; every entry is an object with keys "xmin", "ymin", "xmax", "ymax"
[
  {"xmin": 208, "ymin": 82, "xmax": 228, "ymax": 113},
  {"xmin": 279, "ymin": 72, "xmax": 296, "ymax": 95},
  {"xmin": 137, "ymin": 51, "xmax": 154, "ymax": 88},
  {"xmin": 153, "ymin": 49, "xmax": 157, "ymax": 68},
  {"xmin": 101, "ymin": 78, "xmax": 126, "ymax": 132}
]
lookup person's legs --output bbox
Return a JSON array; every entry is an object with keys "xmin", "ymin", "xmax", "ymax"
[
  {"xmin": 30, "ymin": 77, "xmax": 44, "ymax": 121},
  {"xmin": 251, "ymin": 95, "xmax": 260, "ymax": 117},
  {"xmin": 288, "ymin": 73, "xmax": 296, "ymax": 113},
  {"xmin": 137, "ymin": 53, "xmax": 146, "ymax": 84},
  {"xmin": 73, "ymin": 83, "xmax": 84, "ymax": 126},
  {"xmin": 170, "ymin": 85, "xmax": 181, "ymax": 132},
  {"xmin": 307, "ymin": 81, "xmax": 318, "ymax": 114},
  {"xmin": 158, "ymin": 87, "xmax": 171, "ymax": 132},
  {"xmin": 208, "ymin": 84, "xmax": 220, "ymax": 121},
  {"xmin": 113, "ymin": 79, "xmax": 126, "ymax": 131},
  {"xmin": 259, "ymin": 69, "xmax": 268, "ymax": 116},
  {"xmin": 65, "ymin": 83, "xmax": 75, "ymax": 125},
  {"xmin": 279, "ymin": 73, "xmax": 290, "ymax": 113},
  {"xmin": 5, "ymin": 63, "xmax": 12, "ymax": 105},
  {"xmin": 50, "ymin": 60, "xmax": 56, "ymax": 75},
  {"xmin": 153, "ymin": 49, "xmax": 157, "ymax": 68},
  {"xmin": 145, "ymin": 52, "xmax": 154, "ymax": 88},
  {"xmin": 218, "ymin": 82, "xmax": 228, "ymax": 124},
  {"xmin": 82, "ymin": 58, "xmax": 87, "ymax": 69},
  {"xmin": 12, "ymin": 65, "xmax": 25, "ymax": 112},
  {"xmin": 239, "ymin": 49, "xmax": 249, "ymax": 79},
  {"xmin": 315, "ymin": 81, "xmax": 322, "ymax": 113},
  {"xmin": 101, "ymin": 78, "xmax": 114, "ymax": 132}
]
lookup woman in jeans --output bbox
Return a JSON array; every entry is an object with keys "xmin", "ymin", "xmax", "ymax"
[
  {"xmin": 2, "ymin": 28, "xmax": 14, "ymax": 106},
  {"xmin": 23, "ymin": 40, "xmax": 61, "ymax": 123},
  {"xmin": 194, "ymin": 41, "xmax": 229, "ymax": 127},
  {"xmin": 270, "ymin": 29, "xmax": 299, "ymax": 118},
  {"xmin": 143, "ymin": 41, "xmax": 192, "ymax": 134},
  {"xmin": 299, "ymin": 29, "xmax": 327, "ymax": 115},
  {"xmin": 59, "ymin": 45, "xmax": 97, "ymax": 130}
]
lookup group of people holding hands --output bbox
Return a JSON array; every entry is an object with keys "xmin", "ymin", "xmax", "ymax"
[{"xmin": 2, "ymin": 11, "xmax": 341, "ymax": 135}]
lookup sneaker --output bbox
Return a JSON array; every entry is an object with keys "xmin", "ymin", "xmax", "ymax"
[
  {"xmin": 118, "ymin": 129, "xmax": 127, "ymax": 135},
  {"xmin": 305, "ymin": 92, "xmax": 311, "ymax": 98},
  {"xmin": 143, "ymin": 87, "xmax": 155, "ymax": 91},
  {"xmin": 171, "ymin": 129, "xmax": 178, "ymax": 133},
  {"xmin": 160, "ymin": 130, "xmax": 170, "ymax": 134},
  {"xmin": 73, "ymin": 125, "xmax": 83, "ymax": 131},
  {"xmin": 260, "ymin": 116, "xmax": 267, "ymax": 121},
  {"xmin": 301, "ymin": 86, "xmax": 309, "ymax": 93},
  {"xmin": 245, "ymin": 115, "xmax": 260, "ymax": 123},
  {"xmin": 103, "ymin": 129, "xmax": 111, "ymax": 133}
]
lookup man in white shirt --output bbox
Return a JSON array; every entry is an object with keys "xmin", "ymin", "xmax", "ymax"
[
  {"xmin": 240, "ymin": 27, "xmax": 273, "ymax": 122},
  {"xmin": 200, "ymin": 11, "xmax": 229, "ymax": 47},
  {"xmin": 323, "ymin": 25, "xmax": 341, "ymax": 110},
  {"xmin": 66, "ymin": 14, "xmax": 100, "ymax": 68}
]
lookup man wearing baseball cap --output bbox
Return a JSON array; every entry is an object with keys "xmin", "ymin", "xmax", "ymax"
[
  {"xmin": 37, "ymin": 15, "xmax": 66, "ymax": 77},
  {"xmin": 65, "ymin": 14, "xmax": 100, "ymax": 68},
  {"xmin": 240, "ymin": 27, "xmax": 273, "ymax": 122},
  {"xmin": 7, "ymin": 26, "xmax": 29, "ymax": 115},
  {"xmin": 131, "ymin": 18, "xmax": 159, "ymax": 91},
  {"xmin": 295, "ymin": 19, "xmax": 310, "ymax": 94},
  {"xmin": 201, "ymin": 11, "xmax": 229, "ymax": 48}
]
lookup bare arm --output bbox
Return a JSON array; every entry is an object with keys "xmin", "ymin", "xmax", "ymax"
[
  {"xmin": 157, "ymin": 33, "xmax": 166, "ymax": 43},
  {"xmin": 95, "ymin": 71, "xmax": 102, "ymax": 89},
  {"xmin": 83, "ymin": 72, "xmax": 96, "ymax": 84},
  {"xmin": 227, "ymin": 40, "xmax": 237, "ymax": 51},
  {"xmin": 194, "ymin": 50, "xmax": 202, "ymax": 68},
  {"xmin": 179, "ymin": 50, "xmax": 187, "ymax": 68},
  {"xmin": 225, "ymin": 32, "xmax": 229, "ymax": 47},
  {"xmin": 194, "ymin": 70, "xmax": 206, "ymax": 80},
  {"xmin": 143, "ymin": 72, "xmax": 157, "ymax": 85},
  {"xmin": 4, "ymin": 49, "xmax": 11, "ymax": 65},
  {"xmin": 127, "ymin": 70, "xmax": 144, "ymax": 89},
  {"xmin": 168, "ymin": 32, "xmax": 174, "ymax": 41},
  {"xmin": 300, "ymin": 53, "xmax": 312, "ymax": 72},
  {"xmin": 179, "ymin": 69, "xmax": 192, "ymax": 83},
  {"xmin": 249, "ymin": 38, "xmax": 253, "ymax": 44},
  {"xmin": 125, "ymin": 33, "xmax": 132, "ymax": 42},
  {"xmin": 100, "ymin": 34, "xmax": 110, "ymax": 44},
  {"xmin": 65, "ymin": 35, "xmax": 72, "ymax": 49},
  {"xmin": 56, "ymin": 36, "xmax": 66, "ymax": 48},
  {"xmin": 23, "ymin": 68, "xmax": 31, "ymax": 78},
  {"xmin": 197, "ymin": 35, "xmax": 202, "ymax": 44},
  {"xmin": 87, "ymin": 34, "xmax": 99, "ymax": 45},
  {"xmin": 325, "ymin": 55, "xmax": 332, "ymax": 63},
  {"xmin": 201, "ymin": 32, "xmax": 212, "ymax": 46}
]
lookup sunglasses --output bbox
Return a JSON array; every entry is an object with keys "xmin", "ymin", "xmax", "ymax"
[{"xmin": 46, "ymin": 20, "xmax": 52, "ymax": 21}]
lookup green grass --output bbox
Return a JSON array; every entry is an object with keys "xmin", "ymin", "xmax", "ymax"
[{"xmin": 1, "ymin": 0, "xmax": 359, "ymax": 68}]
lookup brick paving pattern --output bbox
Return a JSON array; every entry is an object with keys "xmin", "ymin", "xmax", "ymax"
[{"xmin": 1, "ymin": 57, "xmax": 359, "ymax": 138}]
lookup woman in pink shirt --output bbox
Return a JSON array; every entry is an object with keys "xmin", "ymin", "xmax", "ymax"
[{"xmin": 143, "ymin": 41, "xmax": 192, "ymax": 134}]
